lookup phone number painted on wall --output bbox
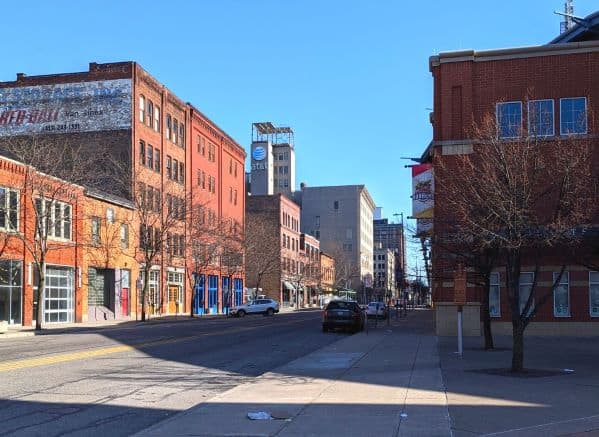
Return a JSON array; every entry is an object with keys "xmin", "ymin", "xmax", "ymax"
[{"xmin": 0, "ymin": 79, "xmax": 132, "ymax": 136}]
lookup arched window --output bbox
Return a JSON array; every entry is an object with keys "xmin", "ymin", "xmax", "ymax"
[{"xmin": 139, "ymin": 95, "xmax": 145, "ymax": 122}]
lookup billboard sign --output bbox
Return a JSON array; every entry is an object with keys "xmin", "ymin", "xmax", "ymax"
[
  {"xmin": 412, "ymin": 163, "xmax": 433, "ymax": 219},
  {"xmin": 0, "ymin": 79, "xmax": 132, "ymax": 136}
]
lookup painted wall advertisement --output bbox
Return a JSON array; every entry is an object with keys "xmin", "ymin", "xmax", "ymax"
[
  {"xmin": 0, "ymin": 79, "xmax": 132, "ymax": 136},
  {"xmin": 412, "ymin": 163, "xmax": 434, "ymax": 236}
]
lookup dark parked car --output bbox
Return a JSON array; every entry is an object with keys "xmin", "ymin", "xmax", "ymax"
[{"xmin": 322, "ymin": 300, "xmax": 365, "ymax": 333}]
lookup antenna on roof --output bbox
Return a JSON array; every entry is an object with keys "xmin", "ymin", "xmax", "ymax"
[{"xmin": 559, "ymin": 0, "xmax": 574, "ymax": 33}]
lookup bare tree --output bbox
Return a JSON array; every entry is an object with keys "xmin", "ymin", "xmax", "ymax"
[
  {"xmin": 328, "ymin": 242, "xmax": 361, "ymax": 291},
  {"xmin": 244, "ymin": 212, "xmax": 280, "ymax": 300},
  {"xmin": 186, "ymin": 204, "xmax": 228, "ymax": 316},
  {"xmin": 0, "ymin": 136, "xmax": 101, "ymax": 330},
  {"xmin": 436, "ymin": 114, "xmax": 596, "ymax": 371}
]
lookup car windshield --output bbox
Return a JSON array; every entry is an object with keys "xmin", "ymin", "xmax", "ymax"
[{"xmin": 327, "ymin": 301, "xmax": 357, "ymax": 311}]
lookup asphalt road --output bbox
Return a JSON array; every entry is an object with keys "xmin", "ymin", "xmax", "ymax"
[{"xmin": 0, "ymin": 310, "xmax": 347, "ymax": 436}]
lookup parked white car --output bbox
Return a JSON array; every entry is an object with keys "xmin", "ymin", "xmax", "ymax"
[
  {"xmin": 230, "ymin": 299, "xmax": 280, "ymax": 317},
  {"xmin": 366, "ymin": 302, "xmax": 388, "ymax": 319}
]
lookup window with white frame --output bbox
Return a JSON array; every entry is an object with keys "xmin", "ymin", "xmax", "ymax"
[
  {"xmin": 91, "ymin": 216, "xmax": 101, "ymax": 245},
  {"xmin": 120, "ymin": 223, "xmax": 129, "ymax": 249},
  {"xmin": 0, "ymin": 187, "xmax": 19, "ymax": 231},
  {"xmin": 154, "ymin": 106, "xmax": 160, "ymax": 132},
  {"xmin": 560, "ymin": 97, "xmax": 587, "ymax": 135},
  {"xmin": 489, "ymin": 272, "xmax": 500, "ymax": 317},
  {"xmin": 553, "ymin": 271, "xmax": 570, "ymax": 317},
  {"xmin": 496, "ymin": 102, "xmax": 522, "ymax": 138},
  {"xmin": 528, "ymin": 99, "xmax": 554, "ymax": 137},
  {"xmin": 35, "ymin": 199, "xmax": 72, "ymax": 240},
  {"xmin": 139, "ymin": 95, "xmax": 145, "ymax": 122},
  {"xmin": 519, "ymin": 272, "xmax": 534, "ymax": 316},
  {"xmin": 590, "ymin": 271, "xmax": 599, "ymax": 317}
]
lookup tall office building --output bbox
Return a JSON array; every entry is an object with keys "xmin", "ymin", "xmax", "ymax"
[
  {"xmin": 373, "ymin": 217, "xmax": 406, "ymax": 289},
  {"xmin": 299, "ymin": 184, "xmax": 375, "ymax": 294},
  {"xmin": 249, "ymin": 122, "xmax": 295, "ymax": 198}
]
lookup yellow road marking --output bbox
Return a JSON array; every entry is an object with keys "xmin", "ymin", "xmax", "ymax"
[{"xmin": 0, "ymin": 317, "xmax": 310, "ymax": 373}]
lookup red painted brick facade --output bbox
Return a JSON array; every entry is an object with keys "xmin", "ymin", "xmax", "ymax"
[
  {"xmin": 0, "ymin": 62, "xmax": 246, "ymax": 323},
  {"xmin": 428, "ymin": 42, "xmax": 599, "ymax": 329}
]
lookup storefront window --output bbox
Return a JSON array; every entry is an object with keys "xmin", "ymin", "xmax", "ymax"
[
  {"xmin": 0, "ymin": 260, "xmax": 22, "ymax": 325},
  {"xmin": 553, "ymin": 271, "xmax": 570, "ymax": 317},
  {"xmin": 489, "ymin": 272, "xmax": 500, "ymax": 317}
]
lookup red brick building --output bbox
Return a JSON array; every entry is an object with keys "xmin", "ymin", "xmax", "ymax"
[
  {"xmin": 0, "ymin": 61, "xmax": 246, "ymax": 322},
  {"xmin": 424, "ymin": 16, "xmax": 599, "ymax": 335}
]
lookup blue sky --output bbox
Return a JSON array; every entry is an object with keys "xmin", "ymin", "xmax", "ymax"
[{"xmin": 1, "ymin": 0, "xmax": 595, "ymax": 272}]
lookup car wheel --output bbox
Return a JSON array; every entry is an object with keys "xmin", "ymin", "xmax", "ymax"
[
  {"xmin": 266, "ymin": 308, "xmax": 274, "ymax": 316},
  {"xmin": 238, "ymin": 310, "xmax": 246, "ymax": 318}
]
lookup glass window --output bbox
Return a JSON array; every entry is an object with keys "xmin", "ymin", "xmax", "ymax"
[
  {"xmin": 589, "ymin": 272, "xmax": 599, "ymax": 317},
  {"xmin": 147, "ymin": 100, "xmax": 153, "ymax": 127},
  {"xmin": 146, "ymin": 144, "xmax": 153, "ymax": 168},
  {"xmin": 519, "ymin": 272, "xmax": 534, "ymax": 316},
  {"xmin": 489, "ymin": 272, "xmax": 500, "ymax": 317},
  {"xmin": 166, "ymin": 114, "xmax": 172, "ymax": 140},
  {"xmin": 179, "ymin": 123, "xmax": 185, "ymax": 147},
  {"xmin": 154, "ymin": 106, "xmax": 160, "ymax": 132},
  {"xmin": 553, "ymin": 271, "xmax": 570, "ymax": 317},
  {"xmin": 91, "ymin": 216, "xmax": 100, "ymax": 245},
  {"xmin": 139, "ymin": 95, "xmax": 145, "ymax": 122},
  {"xmin": 120, "ymin": 223, "xmax": 129, "ymax": 249},
  {"xmin": 0, "ymin": 188, "xmax": 19, "ymax": 231},
  {"xmin": 139, "ymin": 140, "xmax": 145, "ymax": 165},
  {"xmin": 173, "ymin": 159, "xmax": 178, "ymax": 181},
  {"xmin": 333, "ymin": 201, "xmax": 339, "ymax": 210},
  {"xmin": 166, "ymin": 156, "xmax": 172, "ymax": 179},
  {"xmin": 173, "ymin": 119, "xmax": 179, "ymax": 144},
  {"xmin": 179, "ymin": 162, "xmax": 184, "ymax": 183},
  {"xmin": 154, "ymin": 149, "xmax": 160, "ymax": 172},
  {"xmin": 560, "ymin": 97, "xmax": 587, "ymax": 135},
  {"xmin": 497, "ymin": 102, "xmax": 522, "ymax": 138},
  {"xmin": 528, "ymin": 99, "xmax": 554, "ymax": 137}
]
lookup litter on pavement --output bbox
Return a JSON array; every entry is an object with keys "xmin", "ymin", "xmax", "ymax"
[{"xmin": 247, "ymin": 412, "xmax": 273, "ymax": 420}]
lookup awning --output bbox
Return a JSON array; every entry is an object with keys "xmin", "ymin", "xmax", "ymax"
[{"xmin": 283, "ymin": 281, "xmax": 296, "ymax": 291}]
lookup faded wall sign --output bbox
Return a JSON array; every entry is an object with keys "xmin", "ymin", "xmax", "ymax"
[{"xmin": 0, "ymin": 79, "xmax": 132, "ymax": 136}]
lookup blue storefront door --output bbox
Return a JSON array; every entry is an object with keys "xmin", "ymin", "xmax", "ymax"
[
  {"xmin": 193, "ymin": 274, "xmax": 205, "ymax": 315},
  {"xmin": 208, "ymin": 275, "xmax": 218, "ymax": 314},
  {"xmin": 222, "ymin": 276, "xmax": 231, "ymax": 314},
  {"xmin": 234, "ymin": 278, "xmax": 243, "ymax": 306}
]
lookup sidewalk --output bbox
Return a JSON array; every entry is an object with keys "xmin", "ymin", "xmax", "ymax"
[
  {"xmin": 138, "ymin": 310, "xmax": 451, "ymax": 437},
  {"xmin": 439, "ymin": 334, "xmax": 599, "ymax": 436}
]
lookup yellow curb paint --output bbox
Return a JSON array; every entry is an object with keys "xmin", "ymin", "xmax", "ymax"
[{"xmin": 0, "ymin": 318, "xmax": 307, "ymax": 373}]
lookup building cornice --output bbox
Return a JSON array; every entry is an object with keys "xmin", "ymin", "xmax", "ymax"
[{"xmin": 430, "ymin": 40, "xmax": 599, "ymax": 69}]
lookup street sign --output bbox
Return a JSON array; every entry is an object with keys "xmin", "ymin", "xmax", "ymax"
[{"xmin": 454, "ymin": 264, "xmax": 467, "ymax": 306}]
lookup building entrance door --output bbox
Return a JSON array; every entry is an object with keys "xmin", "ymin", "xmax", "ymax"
[{"xmin": 168, "ymin": 285, "xmax": 179, "ymax": 314}]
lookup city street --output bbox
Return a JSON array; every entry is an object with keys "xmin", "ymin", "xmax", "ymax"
[{"xmin": 0, "ymin": 310, "xmax": 342, "ymax": 436}]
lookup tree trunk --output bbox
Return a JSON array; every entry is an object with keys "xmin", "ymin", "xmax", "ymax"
[
  {"xmin": 507, "ymin": 249, "xmax": 524, "ymax": 372},
  {"xmin": 141, "ymin": 267, "xmax": 149, "ymax": 322},
  {"xmin": 35, "ymin": 263, "xmax": 45, "ymax": 331},
  {"xmin": 481, "ymin": 275, "xmax": 494, "ymax": 350},
  {"xmin": 511, "ymin": 323, "xmax": 524, "ymax": 372}
]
